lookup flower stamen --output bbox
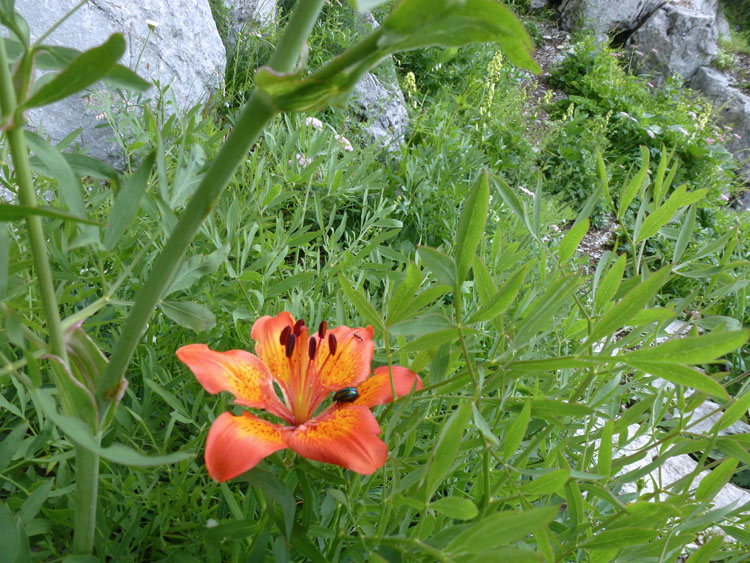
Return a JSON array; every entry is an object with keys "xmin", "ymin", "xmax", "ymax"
[
  {"xmin": 328, "ymin": 333, "xmax": 337, "ymax": 356},
  {"xmin": 293, "ymin": 319, "xmax": 306, "ymax": 336},
  {"xmin": 285, "ymin": 333, "xmax": 296, "ymax": 358},
  {"xmin": 318, "ymin": 321, "xmax": 327, "ymax": 339},
  {"xmin": 308, "ymin": 337, "xmax": 317, "ymax": 360},
  {"xmin": 280, "ymin": 325, "xmax": 291, "ymax": 345}
]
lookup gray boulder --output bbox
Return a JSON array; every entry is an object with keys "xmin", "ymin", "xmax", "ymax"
[
  {"xmin": 19, "ymin": 0, "xmax": 226, "ymax": 165},
  {"xmin": 559, "ymin": 0, "xmax": 664, "ymax": 35},
  {"xmin": 690, "ymin": 66, "xmax": 750, "ymax": 183},
  {"xmin": 217, "ymin": 0, "xmax": 276, "ymax": 53},
  {"xmin": 350, "ymin": 13, "xmax": 409, "ymax": 151},
  {"xmin": 352, "ymin": 72, "xmax": 409, "ymax": 151},
  {"xmin": 627, "ymin": 3, "xmax": 718, "ymax": 85}
]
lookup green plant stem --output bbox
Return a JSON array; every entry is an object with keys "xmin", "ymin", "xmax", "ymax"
[
  {"xmin": 96, "ymin": 0, "xmax": 326, "ymax": 402},
  {"xmin": 0, "ymin": 39, "xmax": 67, "ymax": 365},
  {"xmin": 72, "ymin": 443, "xmax": 100, "ymax": 554},
  {"xmin": 267, "ymin": 0, "xmax": 327, "ymax": 72}
]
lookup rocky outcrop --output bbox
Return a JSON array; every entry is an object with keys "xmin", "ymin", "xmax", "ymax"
[
  {"xmin": 352, "ymin": 73, "xmax": 409, "ymax": 151},
  {"xmin": 690, "ymin": 66, "xmax": 750, "ymax": 185},
  {"xmin": 19, "ymin": 0, "xmax": 226, "ymax": 165},
  {"xmin": 627, "ymin": 2, "xmax": 718, "ymax": 85},
  {"xmin": 559, "ymin": 0, "xmax": 664, "ymax": 35},
  {"xmin": 218, "ymin": 0, "xmax": 276, "ymax": 53},
  {"xmin": 351, "ymin": 14, "xmax": 409, "ymax": 151}
]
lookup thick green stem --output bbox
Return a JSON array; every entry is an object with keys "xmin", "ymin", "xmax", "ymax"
[
  {"xmin": 72, "ymin": 443, "xmax": 100, "ymax": 554},
  {"xmin": 0, "ymin": 38, "xmax": 67, "ymax": 364},
  {"xmin": 96, "ymin": 0, "xmax": 326, "ymax": 401}
]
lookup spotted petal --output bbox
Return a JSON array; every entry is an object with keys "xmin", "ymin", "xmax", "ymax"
[
  {"xmin": 176, "ymin": 344, "xmax": 291, "ymax": 421},
  {"xmin": 251, "ymin": 312, "xmax": 296, "ymax": 387},
  {"xmin": 355, "ymin": 365, "xmax": 422, "ymax": 407},
  {"xmin": 205, "ymin": 412, "xmax": 287, "ymax": 482},
  {"xmin": 313, "ymin": 325, "xmax": 374, "ymax": 391},
  {"xmin": 285, "ymin": 404, "xmax": 387, "ymax": 474}
]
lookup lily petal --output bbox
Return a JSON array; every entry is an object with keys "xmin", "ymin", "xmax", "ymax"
[
  {"xmin": 205, "ymin": 412, "xmax": 287, "ymax": 482},
  {"xmin": 314, "ymin": 325, "xmax": 375, "ymax": 391},
  {"xmin": 177, "ymin": 344, "xmax": 291, "ymax": 421},
  {"xmin": 251, "ymin": 312, "xmax": 296, "ymax": 387},
  {"xmin": 285, "ymin": 404, "xmax": 387, "ymax": 475},
  {"xmin": 355, "ymin": 366, "xmax": 423, "ymax": 407}
]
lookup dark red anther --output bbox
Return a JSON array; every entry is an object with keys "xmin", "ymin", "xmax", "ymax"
[
  {"xmin": 308, "ymin": 337, "xmax": 317, "ymax": 360},
  {"xmin": 285, "ymin": 334, "xmax": 296, "ymax": 358},
  {"xmin": 328, "ymin": 333, "xmax": 337, "ymax": 356},
  {"xmin": 279, "ymin": 325, "xmax": 291, "ymax": 346},
  {"xmin": 318, "ymin": 320, "xmax": 327, "ymax": 339},
  {"xmin": 293, "ymin": 319, "xmax": 306, "ymax": 336}
]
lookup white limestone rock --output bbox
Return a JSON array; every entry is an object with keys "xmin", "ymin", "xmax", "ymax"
[{"xmin": 18, "ymin": 0, "xmax": 226, "ymax": 165}]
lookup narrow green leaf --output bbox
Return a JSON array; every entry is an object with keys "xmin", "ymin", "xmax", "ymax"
[
  {"xmin": 636, "ymin": 185, "xmax": 707, "ymax": 242},
  {"xmin": 695, "ymin": 458, "xmax": 739, "ymax": 501},
  {"xmin": 0, "ymin": 224, "xmax": 7, "ymax": 300},
  {"xmin": 417, "ymin": 246, "xmax": 457, "ymax": 287},
  {"xmin": 445, "ymin": 506, "xmax": 557, "ymax": 555},
  {"xmin": 455, "ymin": 171, "xmax": 489, "ymax": 283},
  {"xmin": 389, "ymin": 314, "xmax": 454, "ymax": 337},
  {"xmin": 627, "ymin": 361, "xmax": 728, "ymax": 400},
  {"xmin": 621, "ymin": 330, "xmax": 749, "ymax": 365},
  {"xmin": 651, "ymin": 145, "xmax": 669, "ymax": 207},
  {"xmin": 337, "ymin": 275, "xmax": 385, "ymax": 331},
  {"xmin": 31, "ymin": 42, "xmax": 150, "ymax": 91},
  {"xmin": 424, "ymin": 401, "xmax": 471, "ymax": 500},
  {"xmin": 596, "ymin": 149, "xmax": 610, "ymax": 204},
  {"xmin": 160, "ymin": 301, "xmax": 217, "ymax": 332},
  {"xmin": 23, "ymin": 33, "xmax": 126, "ymax": 108},
  {"xmin": 30, "ymin": 152, "xmax": 121, "ymax": 192},
  {"xmin": 467, "ymin": 267, "xmax": 526, "ymax": 324},
  {"xmin": 594, "ymin": 254, "xmax": 626, "ymax": 313},
  {"xmin": 429, "ymin": 497, "xmax": 479, "ymax": 520},
  {"xmin": 103, "ymin": 151, "xmax": 155, "ymax": 250},
  {"xmin": 558, "ymin": 218, "xmax": 589, "ymax": 263},
  {"xmin": 686, "ymin": 536, "xmax": 724, "ymax": 563},
  {"xmin": 387, "ymin": 263, "xmax": 422, "ymax": 325},
  {"xmin": 503, "ymin": 401, "xmax": 530, "ymax": 459},
  {"xmin": 672, "ymin": 204, "xmax": 695, "ymax": 265},
  {"xmin": 509, "ymin": 355, "xmax": 604, "ymax": 372},
  {"xmin": 531, "ymin": 399, "xmax": 594, "ymax": 418},
  {"xmin": 25, "ymin": 131, "xmax": 86, "ymax": 217},
  {"xmin": 35, "ymin": 390, "xmax": 194, "ymax": 467},
  {"xmin": 383, "ymin": 0, "xmax": 540, "ymax": 73},
  {"xmin": 0, "ymin": 501, "xmax": 26, "ymax": 563},
  {"xmin": 715, "ymin": 392, "xmax": 750, "ymax": 433},
  {"xmin": 587, "ymin": 267, "xmax": 671, "ymax": 345},
  {"xmin": 245, "ymin": 467, "xmax": 296, "ymax": 538},
  {"xmin": 18, "ymin": 479, "xmax": 53, "ymax": 525},
  {"xmin": 599, "ymin": 420, "xmax": 614, "ymax": 477},
  {"xmin": 0, "ymin": 423, "xmax": 28, "ymax": 474},
  {"xmin": 618, "ymin": 146, "xmax": 649, "ymax": 218},
  {"xmin": 494, "ymin": 176, "xmax": 527, "ymax": 225},
  {"xmin": 0, "ymin": 204, "xmax": 100, "ymax": 225},
  {"xmin": 582, "ymin": 527, "xmax": 657, "ymax": 550},
  {"xmin": 400, "ymin": 327, "xmax": 459, "ymax": 354},
  {"xmin": 519, "ymin": 469, "xmax": 570, "ymax": 496},
  {"xmin": 472, "ymin": 403, "xmax": 500, "ymax": 446}
]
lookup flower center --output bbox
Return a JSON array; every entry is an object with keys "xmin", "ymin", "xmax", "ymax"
[{"xmin": 278, "ymin": 318, "xmax": 338, "ymax": 425}]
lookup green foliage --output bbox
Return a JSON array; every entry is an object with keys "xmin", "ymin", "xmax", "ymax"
[{"xmin": 1, "ymin": 2, "xmax": 749, "ymax": 561}]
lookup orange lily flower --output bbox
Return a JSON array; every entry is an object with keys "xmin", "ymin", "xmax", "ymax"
[{"xmin": 177, "ymin": 312, "xmax": 422, "ymax": 481}]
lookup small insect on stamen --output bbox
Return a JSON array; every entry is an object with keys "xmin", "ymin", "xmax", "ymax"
[
  {"xmin": 333, "ymin": 387, "xmax": 358, "ymax": 403},
  {"xmin": 293, "ymin": 319, "xmax": 306, "ymax": 336},
  {"xmin": 285, "ymin": 334, "xmax": 296, "ymax": 358},
  {"xmin": 308, "ymin": 338, "xmax": 317, "ymax": 360},
  {"xmin": 279, "ymin": 325, "xmax": 291, "ymax": 346},
  {"xmin": 328, "ymin": 333, "xmax": 337, "ymax": 356},
  {"xmin": 318, "ymin": 320, "xmax": 327, "ymax": 339}
]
